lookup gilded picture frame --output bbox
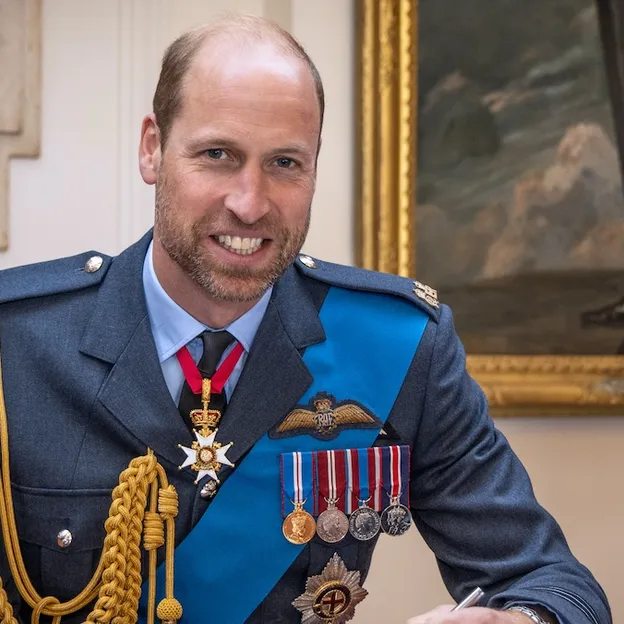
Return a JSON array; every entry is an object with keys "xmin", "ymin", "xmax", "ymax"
[{"xmin": 355, "ymin": 0, "xmax": 624, "ymax": 415}]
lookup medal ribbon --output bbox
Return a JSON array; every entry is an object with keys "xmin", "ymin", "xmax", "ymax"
[
  {"xmin": 176, "ymin": 341, "xmax": 245, "ymax": 394},
  {"xmin": 346, "ymin": 449, "xmax": 358, "ymax": 514},
  {"xmin": 358, "ymin": 448, "xmax": 373, "ymax": 507},
  {"xmin": 346, "ymin": 448, "xmax": 380, "ymax": 512},
  {"xmin": 280, "ymin": 451, "xmax": 316, "ymax": 517},
  {"xmin": 381, "ymin": 445, "xmax": 411, "ymax": 507},
  {"xmin": 400, "ymin": 445, "xmax": 411, "ymax": 507},
  {"xmin": 316, "ymin": 450, "xmax": 347, "ymax": 514},
  {"xmin": 371, "ymin": 447, "xmax": 383, "ymax": 511}
]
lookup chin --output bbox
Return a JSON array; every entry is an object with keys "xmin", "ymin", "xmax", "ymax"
[{"xmin": 201, "ymin": 273, "xmax": 275, "ymax": 303}]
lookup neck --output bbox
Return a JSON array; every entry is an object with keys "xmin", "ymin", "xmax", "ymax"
[{"xmin": 152, "ymin": 239, "xmax": 261, "ymax": 328}]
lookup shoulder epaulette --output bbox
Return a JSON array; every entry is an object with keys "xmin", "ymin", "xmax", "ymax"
[
  {"xmin": 295, "ymin": 254, "xmax": 440, "ymax": 323},
  {"xmin": 0, "ymin": 251, "xmax": 111, "ymax": 305}
]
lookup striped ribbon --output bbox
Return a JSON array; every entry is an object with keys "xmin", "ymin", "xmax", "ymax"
[
  {"xmin": 280, "ymin": 450, "xmax": 316, "ymax": 517},
  {"xmin": 381, "ymin": 445, "xmax": 410, "ymax": 508}
]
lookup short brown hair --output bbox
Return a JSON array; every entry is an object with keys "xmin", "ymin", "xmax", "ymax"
[{"xmin": 152, "ymin": 14, "xmax": 325, "ymax": 149}]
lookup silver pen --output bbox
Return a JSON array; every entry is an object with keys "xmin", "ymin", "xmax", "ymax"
[{"xmin": 451, "ymin": 587, "xmax": 485, "ymax": 611}]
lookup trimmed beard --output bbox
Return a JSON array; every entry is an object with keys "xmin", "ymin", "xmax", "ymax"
[{"xmin": 154, "ymin": 170, "xmax": 311, "ymax": 303}]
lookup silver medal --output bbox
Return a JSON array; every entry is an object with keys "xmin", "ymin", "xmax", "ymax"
[
  {"xmin": 348, "ymin": 504, "xmax": 381, "ymax": 541},
  {"xmin": 316, "ymin": 507, "xmax": 350, "ymax": 543},
  {"xmin": 380, "ymin": 502, "xmax": 411, "ymax": 536}
]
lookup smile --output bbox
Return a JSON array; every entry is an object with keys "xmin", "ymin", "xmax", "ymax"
[{"xmin": 214, "ymin": 235, "xmax": 265, "ymax": 255}]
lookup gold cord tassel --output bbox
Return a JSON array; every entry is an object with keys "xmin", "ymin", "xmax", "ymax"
[{"xmin": 0, "ymin": 357, "xmax": 181, "ymax": 624}]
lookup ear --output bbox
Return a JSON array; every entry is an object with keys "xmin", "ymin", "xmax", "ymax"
[{"xmin": 139, "ymin": 113, "xmax": 162, "ymax": 185}]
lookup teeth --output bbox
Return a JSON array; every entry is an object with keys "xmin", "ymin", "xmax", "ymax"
[{"xmin": 216, "ymin": 235, "xmax": 264, "ymax": 255}]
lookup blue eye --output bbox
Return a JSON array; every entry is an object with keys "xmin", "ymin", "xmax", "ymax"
[
  {"xmin": 276, "ymin": 157, "xmax": 295, "ymax": 169},
  {"xmin": 205, "ymin": 149, "xmax": 227, "ymax": 159}
]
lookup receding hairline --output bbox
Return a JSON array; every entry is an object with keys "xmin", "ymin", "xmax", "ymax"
[
  {"xmin": 182, "ymin": 14, "xmax": 310, "ymax": 57},
  {"xmin": 184, "ymin": 30, "xmax": 317, "ymax": 97},
  {"xmin": 153, "ymin": 14, "xmax": 325, "ymax": 147}
]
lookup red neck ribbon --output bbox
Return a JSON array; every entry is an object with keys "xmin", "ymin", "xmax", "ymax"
[{"xmin": 176, "ymin": 341, "xmax": 245, "ymax": 395}]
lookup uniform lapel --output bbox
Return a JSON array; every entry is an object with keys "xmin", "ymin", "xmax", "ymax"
[
  {"xmin": 79, "ymin": 237, "xmax": 326, "ymax": 474},
  {"xmin": 215, "ymin": 266, "xmax": 326, "ymax": 465},
  {"xmin": 79, "ymin": 232, "xmax": 190, "ymax": 470}
]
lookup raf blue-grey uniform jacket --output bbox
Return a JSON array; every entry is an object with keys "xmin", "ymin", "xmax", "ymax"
[{"xmin": 0, "ymin": 232, "xmax": 611, "ymax": 623}]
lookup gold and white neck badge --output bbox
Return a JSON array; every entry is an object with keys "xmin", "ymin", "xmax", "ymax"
[{"xmin": 176, "ymin": 343, "xmax": 244, "ymax": 487}]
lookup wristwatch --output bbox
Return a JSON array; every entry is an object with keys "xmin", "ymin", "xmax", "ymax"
[{"xmin": 506, "ymin": 605, "xmax": 549, "ymax": 623}]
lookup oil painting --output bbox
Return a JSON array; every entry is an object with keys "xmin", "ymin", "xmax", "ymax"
[
  {"xmin": 356, "ymin": 0, "xmax": 624, "ymax": 413},
  {"xmin": 416, "ymin": 0, "xmax": 624, "ymax": 356}
]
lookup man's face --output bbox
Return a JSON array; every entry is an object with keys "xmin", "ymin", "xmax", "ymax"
[{"xmin": 153, "ymin": 42, "xmax": 321, "ymax": 303}]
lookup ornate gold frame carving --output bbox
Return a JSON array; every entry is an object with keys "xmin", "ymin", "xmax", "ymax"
[
  {"xmin": 355, "ymin": 0, "xmax": 624, "ymax": 415},
  {"xmin": 0, "ymin": 0, "xmax": 42, "ymax": 251}
]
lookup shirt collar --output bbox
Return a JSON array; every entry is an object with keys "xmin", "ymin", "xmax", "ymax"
[{"xmin": 142, "ymin": 241, "xmax": 272, "ymax": 363}]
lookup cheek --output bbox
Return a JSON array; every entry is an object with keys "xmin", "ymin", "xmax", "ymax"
[
  {"xmin": 273, "ymin": 180, "xmax": 314, "ymax": 221},
  {"xmin": 172, "ymin": 171, "xmax": 221, "ymax": 214}
]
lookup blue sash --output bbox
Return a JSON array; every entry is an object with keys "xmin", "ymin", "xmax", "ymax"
[{"xmin": 141, "ymin": 286, "xmax": 428, "ymax": 623}]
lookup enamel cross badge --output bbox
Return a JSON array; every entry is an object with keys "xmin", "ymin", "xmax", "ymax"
[
  {"xmin": 292, "ymin": 553, "xmax": 368, "ymax": 623},
  {"xmin": 178, "ymin": 429, "xmax": 234, "ymax": 485}
]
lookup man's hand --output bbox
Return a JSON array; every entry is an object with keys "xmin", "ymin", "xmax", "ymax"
[{"xmin": 406, "ymin": 605, "xmax": 534, "ymax": 623}]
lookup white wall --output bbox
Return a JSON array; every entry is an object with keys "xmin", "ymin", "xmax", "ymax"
[{"xmin": 3, "ymin": 1, "xmax": 623, "ymax": 622}]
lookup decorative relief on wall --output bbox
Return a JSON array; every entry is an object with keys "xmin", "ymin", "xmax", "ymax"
[{"xmin": 0, "ymin": 0, "xmax": 41, "ymax": 250}]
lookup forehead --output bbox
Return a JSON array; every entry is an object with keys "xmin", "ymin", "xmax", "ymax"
[{"xmin": 174, "ymin": 39, "xmax": 321, "ymax": 139}]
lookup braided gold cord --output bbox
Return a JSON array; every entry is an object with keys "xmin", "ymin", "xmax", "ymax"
[
  {"xmin": 0, "ymin": 357, "xmax": 181, "ymax": 624},
  {"xmin": 145, "ymin": 485, "xmax": 160, "ymax": 624},
  {"xmin": 85, "ymin": 456, "xmax": 156, "ymax": 624},
  {"xmin": 32, "ymin": 596, "xmax": 60, "ymax": 624},
  {"xmin": 157, "ymin": 488, "xmax": 178, "ymax": 520},
  {"xmin": 0, "ymin": 578, "xmax": 16, "ymax": 624},
  {"xmin": 143, "ymin": 513, "xmax": 165, "ymax": 551},
  {"xmin": 117, "ymin": 471, "xmax": 151, "ymax": 624}
]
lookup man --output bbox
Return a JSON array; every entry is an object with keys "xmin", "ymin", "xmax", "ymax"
[{"xmin": 0, "ymin": 14, "xmax": 610, "ymax": 624}]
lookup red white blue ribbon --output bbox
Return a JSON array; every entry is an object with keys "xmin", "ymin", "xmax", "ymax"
[{"xmin": 381, "ymin": 445, "xmax": 410, "ymax": 508}]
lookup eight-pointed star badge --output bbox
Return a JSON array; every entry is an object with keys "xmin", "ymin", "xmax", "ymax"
[
  {"xmin": 178, "ymin": 429, "xmax": 234, "ymax": 485},
  {"xmin": 292, "ymin": 553, "xmax": 368, "ymax": 624}
]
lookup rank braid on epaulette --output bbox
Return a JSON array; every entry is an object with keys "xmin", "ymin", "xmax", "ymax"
[{"xmin": 0, "ymin": 354, "xmax": 182, "ymax": 624}]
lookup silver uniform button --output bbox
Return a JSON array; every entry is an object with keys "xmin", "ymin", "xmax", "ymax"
[
  {"xmin": 84, "ymin": 255, "xmax": 103, "ymax": 273},
  {"xmin": 57, "ymin": 529, "xmax": 72, "ymax": 548},
  {"xmin": 299, "ymin": 255, "xmax": 316, "ymax": 269}
]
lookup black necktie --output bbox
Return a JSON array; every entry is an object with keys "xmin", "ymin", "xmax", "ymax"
[{"xmin": 178, "ymin": 330, "xmax": 234, "ymax": 429}]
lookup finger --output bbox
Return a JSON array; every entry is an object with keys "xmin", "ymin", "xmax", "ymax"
[{"xmin": 406, "ymin": 604, "xmax": 455, "ymax": 623}]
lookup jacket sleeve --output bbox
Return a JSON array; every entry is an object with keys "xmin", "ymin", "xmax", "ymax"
[{"xmin": 408, "ymin": 304, "xmax": 611, "ymax": 624}]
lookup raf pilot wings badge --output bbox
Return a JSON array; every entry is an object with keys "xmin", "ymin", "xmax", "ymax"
[{"xmin": 270, "ymin": 392, "xmax": 382, "ymax": 441}]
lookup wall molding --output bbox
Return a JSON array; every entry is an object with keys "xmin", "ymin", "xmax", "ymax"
[
  {"xmin": 116, "ymin": 0, "xmax": 170, "ymax": 250},
  {"xmin": 0, "ymin": 0, "xmax": 42, "ymax": 250}
]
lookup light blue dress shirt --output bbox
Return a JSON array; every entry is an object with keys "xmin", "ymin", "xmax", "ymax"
[{"xmin": 142, "ymin": 242, "xmax": 272, "ymax": 405}]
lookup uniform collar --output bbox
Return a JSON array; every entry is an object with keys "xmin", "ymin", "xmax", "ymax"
[{"xmin": 142, "ymin": 241, "xmax": 272, "ymax": 362}]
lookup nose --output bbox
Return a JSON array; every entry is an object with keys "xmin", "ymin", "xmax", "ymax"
[{"xmin": 223, "ymin": 164, "xmax": 271, "ymax": 224}]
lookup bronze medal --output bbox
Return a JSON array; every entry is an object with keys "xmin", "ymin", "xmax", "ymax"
[{"xmin": 283, "ymin": 506, "xmax": 316, "ymax": 545}]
